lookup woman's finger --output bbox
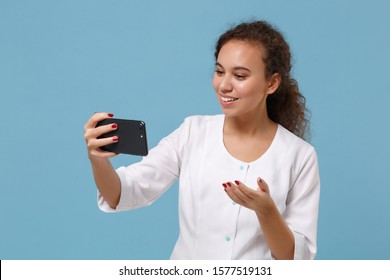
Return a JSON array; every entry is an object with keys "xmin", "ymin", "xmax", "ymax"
[
  {"xmin": 257, "ymin": 177, "xmax": 270, "ymax": 193},
  {"xmin": 89, "ymin": 149, "xmax": 118, "ymax": 158},
  {"xmin": 223, "ymin": 184, "xmax": 247, "ymax": 206},
  {"xmin": 87, "ymin": 136, "xmax": 119, "ymax": 150},
  {"xmin": 225, "ymin": 182, "xmax": 252, "ymax": 203},
  {"xmin": 84, "ymin": 122, "xmax": 118, "ymax": 141},
  {"xmin": 84, "ymin": 112, "xmax": 114, "ymax": 131},
  {"xmin": 234, "ymin": 180, "xmax": 256, "ymax": 199}
]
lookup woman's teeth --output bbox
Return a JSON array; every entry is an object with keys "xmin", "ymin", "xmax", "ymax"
[{"xmin": 221, "ymin": 96, "xmax": 239, "ymax": 102}]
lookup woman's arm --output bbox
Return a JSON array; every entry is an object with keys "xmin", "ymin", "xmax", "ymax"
[
  {"xmin": 84, "ymin": 112, "xmax": 121, "ymax": 209},
  {"xmin": 254, "ymin": 179, "xmax": 294, "ymax": 259},
  {"xmin": 224, "ymin": 147, "xmax": 320, "ymax": 260},
  {"xmin": 90, "ymin": 157, "xmax": 121, "ymax": 209},
  {"xmin": 224, "ymin": 178, "xmax": 294, "ymax": 259}
]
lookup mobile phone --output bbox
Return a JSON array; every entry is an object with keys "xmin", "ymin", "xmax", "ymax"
[{"xmin": 96, "ymin": 118, "xmax": 148, "ymax": 156}]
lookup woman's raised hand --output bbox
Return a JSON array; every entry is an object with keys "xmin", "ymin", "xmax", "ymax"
[
  {"xmin": 83, "ymin": 112, "xmax": 119, "ymax": 159},
  {"xmin": 222, "ymin": 178, "xmax": 275, "ymax": 214}
]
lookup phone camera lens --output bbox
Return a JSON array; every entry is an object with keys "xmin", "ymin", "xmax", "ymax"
[{"xmin": 139, "ymin": 123, "xmax": 145, "ymax": 138}]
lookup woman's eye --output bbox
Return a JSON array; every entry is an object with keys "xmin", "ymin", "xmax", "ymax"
[
  {"xmin": 215, "ymin": 69, "xmax": 224, "ymax": 75},
  {"xmin": 234, "ymin": 74, "xmax": 247, "ymax": 80}
]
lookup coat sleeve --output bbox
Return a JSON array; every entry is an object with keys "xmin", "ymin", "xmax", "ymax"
[
  {"xmin": 283, "ymin": 147, "xmax": 320, "ymax": 259},
  {"xmin": 98, "ymin": 118, "xmax": 191, "ymax": 213}
]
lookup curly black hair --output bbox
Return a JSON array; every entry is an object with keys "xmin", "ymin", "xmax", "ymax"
[{"xmin": 215, "ymin": 20, "xmax": 311, "ymax": 140}]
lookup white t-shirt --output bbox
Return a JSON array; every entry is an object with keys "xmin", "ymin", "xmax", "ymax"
[{"xmin": 98, "ymin": 115, "xmax": 320, "ymax": 259}]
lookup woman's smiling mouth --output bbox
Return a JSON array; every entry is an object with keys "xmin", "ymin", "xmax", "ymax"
[{"xmin": 221, "ymin": 96, "xmax": 239, "ymax": 103}]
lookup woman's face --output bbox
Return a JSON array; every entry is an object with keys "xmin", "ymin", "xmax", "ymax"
[{"xmin": 212, "ymin": 40, "xmax": 274, "ymax": 118}]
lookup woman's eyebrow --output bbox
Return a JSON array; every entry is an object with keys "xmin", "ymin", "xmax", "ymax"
[{"xmin": 215, "ymin": 62, "xmax": 251, "ymax": 72}]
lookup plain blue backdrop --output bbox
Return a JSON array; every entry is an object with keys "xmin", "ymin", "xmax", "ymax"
[{"xmin": 1, "ymin": 0, "xmax": 389, "ymax": 259}]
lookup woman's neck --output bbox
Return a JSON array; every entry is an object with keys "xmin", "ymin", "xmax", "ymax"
[{"xmin": 224, "ymin": 110, "xmax": 276, "ymax": 137}]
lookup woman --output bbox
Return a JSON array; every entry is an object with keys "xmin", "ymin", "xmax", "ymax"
[{"xmin": 84, "ymin": 20, "xmax": 320, "ymax": 260}]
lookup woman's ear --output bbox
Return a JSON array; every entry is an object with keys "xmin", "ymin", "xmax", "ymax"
[{"xmin": 265, "ymin": 73, "xmax": 281, "ymax": 95}]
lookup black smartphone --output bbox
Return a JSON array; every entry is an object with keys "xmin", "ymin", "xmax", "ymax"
[{"xmin": 96, "ymin": 118, "xmax": 148, "ymax": 156}]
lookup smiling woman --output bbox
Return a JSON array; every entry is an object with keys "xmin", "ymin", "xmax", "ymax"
[
  {"xmin": 84, "ymin": 20, "xmax": 320, "ymax": 260},
  {"xmin": 214, "ymin": 21, "xmax": 310, "ymax": 140},
  {"xmin": 213, "ymin": 41, "xmax": 275, "ymax": 114}
]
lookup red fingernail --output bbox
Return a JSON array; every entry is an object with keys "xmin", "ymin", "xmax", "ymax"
[
  {"xmin": 234, "ymin": 180, "xmax": 240, "ymax": 185},
  {"xmin": 222, "ymin": 183, "xmax": 227, "ymax": 188},
  {"xmin": 108, "ymin": 113, "xmax": 114, "ymax": 117},
  {"xmin": 227, "ymin": 182, "xmax": 231, "ymax": 187},
  {"xmin": 111, "ymin": 123, "xmax": 117, "ymax": 129},
  {"xmin": 113, "ymin": 136, "xmax": 119, "ymax": 142}
]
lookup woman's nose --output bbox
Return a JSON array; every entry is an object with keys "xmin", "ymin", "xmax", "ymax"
[{"xmin": 219, "ymin": 76, "xmax": 233, "ymax": 93}]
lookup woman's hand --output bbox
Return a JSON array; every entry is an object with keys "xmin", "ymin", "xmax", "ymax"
[
  {"xmin": 223, "ymin": 178, "xmax": 275, "ymax": 215},
  {"xmin": 83, "ymin": 112, "xmax": 119, "ymax": 159},
  {"xmin": 223, "ymin": 178, "xmax": 295, "ymax": 259}
]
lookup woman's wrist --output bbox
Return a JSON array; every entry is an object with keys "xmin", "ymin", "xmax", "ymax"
[
  {"xmin": 88, "ymin": 154, "xmax": 109, "ymax": 163},
  {"xmin": 255, "ymin": 199, "xmax": 278, "ymax": 220}
]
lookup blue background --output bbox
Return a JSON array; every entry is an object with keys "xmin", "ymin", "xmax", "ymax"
[{"xmin": 1, "ymin": 0, "xmax": 389, "ymax": 260}]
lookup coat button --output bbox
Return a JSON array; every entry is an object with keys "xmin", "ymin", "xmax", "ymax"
[{"xmin": 225, "ymin": 236, "xmax": 231, "ymax": 241}]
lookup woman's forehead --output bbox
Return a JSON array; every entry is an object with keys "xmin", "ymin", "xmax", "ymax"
[{"xmin": 217, "ymin": 40, "xmax": 266, "ymax": 69}]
